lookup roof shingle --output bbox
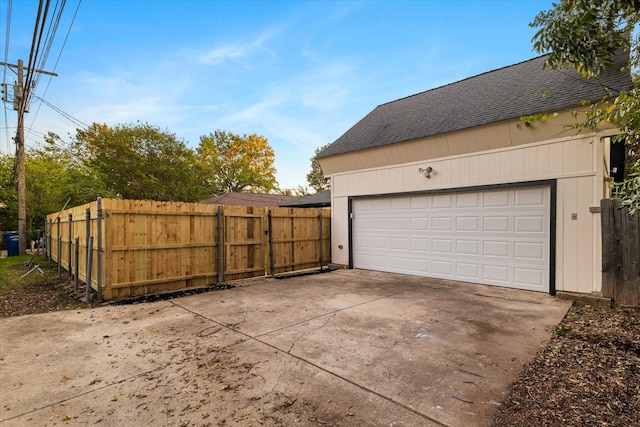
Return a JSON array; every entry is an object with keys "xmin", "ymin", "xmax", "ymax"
[{"xmin": 318, "ymin": 53, "xmax": 632, "ymax": 158}]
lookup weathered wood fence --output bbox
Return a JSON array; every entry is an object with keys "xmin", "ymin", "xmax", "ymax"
[
  {"xmin": 601, "ymin": 198, "xmax": 640, "ymax": 306},
  {"xmin": 45, "ymin": 198, "xmax": 331, "ymax": 301}
]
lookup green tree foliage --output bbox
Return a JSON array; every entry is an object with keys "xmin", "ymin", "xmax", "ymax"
[
  {"xmin": 197, "ymin": 130, "xmax": 277, "ymax": 194},
  {"xmin": 0, "ymin": 155, "xmax": 18, "ymax": 231},
  {"xmin": 0, "ymin": 133, "xmax": 107, "ymax": 232},
  {"xmin": 306, "ymin": 144, "xmax": 330, "ymax": 193},
  {"xmin": 531, "ymin": 0, "xmax": 640, "ymax": 212},
  {"xmin": 75, "ymin": 122, "xmax": 210, "ymax": 202}
]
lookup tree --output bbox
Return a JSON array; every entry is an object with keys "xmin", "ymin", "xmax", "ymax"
[
  {"xmin": 75, "ymin": 122, "xmax": 210, "ymax": 202},
  {"xmin": 306, "ymin": 144, "xmax": 331, "ymax": 193},
  {"xmin": 531, "ymin": 0, "xmax": 640, "ymax": 212},
  {"xmin": 197, "ymin": 130, "xmax": 277, "ymax": 194},
  {"xmin": 0, "ymin": 155, "xmax": 18, "ymax": 232}
]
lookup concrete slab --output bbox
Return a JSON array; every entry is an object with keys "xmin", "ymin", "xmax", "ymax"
[{"xmin": 0, "ymin": 269, "xmax": 571, "ymax": 426}]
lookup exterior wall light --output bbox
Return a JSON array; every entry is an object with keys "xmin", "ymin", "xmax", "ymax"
[{"xmin": 418, "ymin": 166, "xmax": 433, "ymax": 179}]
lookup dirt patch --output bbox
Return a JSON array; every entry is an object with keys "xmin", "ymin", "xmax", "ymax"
[
  {"xmin": 492, "ymin": 302, "xmax": 640, "ymax": 426},
  {"xmin": 0, "ymin": 263, "xmax": 91, "ymax": 318}
]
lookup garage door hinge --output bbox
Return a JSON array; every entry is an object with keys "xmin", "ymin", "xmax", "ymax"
[{"xmin": 350, "ymin": 213, "xmax": 354, "ymax": 220}]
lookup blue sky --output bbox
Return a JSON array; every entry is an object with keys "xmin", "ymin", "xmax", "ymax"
[{"xmin": 1, "ymin": 0, "xmax": 554, "ymax": 191}]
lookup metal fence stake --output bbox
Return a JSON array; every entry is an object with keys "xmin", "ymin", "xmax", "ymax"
[{"xmin": 86, "ymin": 236, "xmax": 93, "ymax": 303}]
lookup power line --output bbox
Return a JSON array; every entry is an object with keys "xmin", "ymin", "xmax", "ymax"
[
  {"xmin": 2, "ymin": 0, "xmax": 11, "ymax": 153},
  {"xmin": 33, "ymin": 94, "xmax": 87, "ymax": 129},
  {"xmin": 27, "ymin": 0, "xmax": 81, "ymax": 140}
]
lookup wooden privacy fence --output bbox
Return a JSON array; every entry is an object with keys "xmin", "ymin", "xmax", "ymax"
[
  {"xmin": 601, "ymin": 198, "xmax": 640, "ymax": 306},
  {"xmin": 46, "ymin": 198, "xmax": 331, "ymax": 301}
]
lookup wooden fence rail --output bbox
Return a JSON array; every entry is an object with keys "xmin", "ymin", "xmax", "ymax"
[
  {"xmin": 46, "ymin": 198, "xmax": 331, "ymax": 301},
  {"xmin": 601, "ymin": 198, "xmax": 640, "ymax": 306}
]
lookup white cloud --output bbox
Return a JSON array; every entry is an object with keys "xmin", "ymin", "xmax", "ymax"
[{"xmin": 198, "ymin": 28, "xmax": 280, "ymax": 66}]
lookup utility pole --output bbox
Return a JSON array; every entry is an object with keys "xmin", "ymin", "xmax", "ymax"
[{"xmin": 1, "ymin": 60, "xmax": 57, "ymax": 255}]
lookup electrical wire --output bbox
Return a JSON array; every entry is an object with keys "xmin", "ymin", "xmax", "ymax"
[
  {"xmin": 2, "ymin": 0, "xmax": 12, "ymax": 153},
  {"xmin": 27, "ymin": 0, "xmax": 81, "ymax": 140},
  {"xmin": 33, "ymin": 94, "xmax": 87, "ymax": 129},
  {"xmin": 23, "ymin": 0, "xmax": 51, "ymax": 117}
]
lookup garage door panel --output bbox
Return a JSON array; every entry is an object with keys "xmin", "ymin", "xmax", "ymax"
[
  {"xmin": 515, "ymin": 187, "xmax": 546, "ymax": 206},
  {"xmin": 484, "ymin": 191, "xmax": 509, "ymax": 207},
  {"xmin": 432, "ymin": 260, "xmax": 453, "ymax": 276},
  {"xmin": 432, "ymin": 217, "xmax": 453, "ymax": 231},
  {"xmin": 514, "ymin": 268, "xmax": 545, "ymax": 289},
  {"xmin": 371, "ymin": 237, "xmax": 389, "ymax": 249},
  {"xmin": 410, "ymin": 238, "xmax": 429, "ymax": 251},
  {"xmin": 484, "ymin": 240, "xmax": 510, "ymax": 257},
  {"xmin": 456, "ymin": 263, "xmax": 480, "ymax": 280},
  {"xmin": 410, "ymin": 217, "xmax": 429, "ymax": 230},
  {"xmin": 484, "ymin": 265, "xmax": 510, "ymax": 283},
  {"xmin": 456, "ymin": 216, "xmax": 480, "ymax": 231},
  {"xmin": 353, "ymin": 186, "xmax": 550, "ymax": 292},
  {"xmin": 456, "ymin": 193, "xmax": 481, "ymax": 208},
  {"xmin": 432, "ymin": 195, "xmax": 453, "ymax": 208},
  {"xmin": 432, "ymin": 239, "xmax": 453, "ymax": 254},
  {"xmin": 390, "ymin": 197, "xmax": 410, "ymax": 210},
  {"xmin": 514, "ymin": 216, "xmax": 545, "ymax": 233},
  {"xmin": 390, "ymin": 237, "xmax": 408, "ymax": 250},
  {"xmin": 410, "ymin": 259, "xmax": 429, "ymax": 272},
  {"xmin": 514, "ymin": 242, "xmax": 544, "ymax": 260},
  {"xmin": 484, "ymin": 216, "xmax": 510, "ymax": 232},
  {"xmin": 457, "ymin": 240, "xmax": 480, "ymax": 255}
]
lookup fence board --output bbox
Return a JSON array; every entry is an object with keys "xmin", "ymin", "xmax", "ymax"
[
  {"xmin": 601, "ymin": 199, "xmax": 640, "ymax": 306},
  {"xmin": 46, "ymin": 198, "xmax": 330, "ymax": 300}
]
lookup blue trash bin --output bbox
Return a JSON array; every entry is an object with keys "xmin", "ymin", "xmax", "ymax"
[
  {"xmin": 2, "ymin": 231, "xmax": 20, "ymax": 256},
  {"xmin": 6, "ymin": 235, "xmax": 19, "ymax": 257}
]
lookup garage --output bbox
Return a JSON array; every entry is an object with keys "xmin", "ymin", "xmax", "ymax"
[{"xmin": 351, "ymin": 185, "xmax": 552, "ymax": 292}]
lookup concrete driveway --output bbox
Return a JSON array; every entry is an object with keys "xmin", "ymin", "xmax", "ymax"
[{"xmin": 0, "ymin": 269, "xmax": 571, "ymax": 427}]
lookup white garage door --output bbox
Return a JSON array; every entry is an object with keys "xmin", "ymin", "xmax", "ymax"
[{"xmin": 352, "ymin": 186, "xmax": 551, "ymax": 292}]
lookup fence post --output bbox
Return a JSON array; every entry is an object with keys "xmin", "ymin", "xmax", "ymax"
[
  {"xmin": 268, "ymin": 210, "xmax": 274, "ymax": 276},
  {"xmin": 47, "ymin": 218, "xmax": 52, "ymax": 266},
  {"xmin": 621, "ymin": 208, "xmax": 639, "ymax": 306},
  {"xmin": 86, "ymin": 236, "xmax": 93, "ymax": 303},
  {"xmin": 318, "ymin": 211, "xmax": 323, "ymax": 271},
  {"xmin": 57, "ymin": 217, "xmax": 61, "ymax": 278},
  {"xmin": 601, "ymin": 199, "xmax": 616, "ymax": 298},
  {"xmin": 217, "ymin": 205, "xmax": 224, "ymax": 284},
  {"xmin": 68, "ymin": 213, "xmax": 73, "ymax": 276},
  {"xmin": 74, "ymin": 236, "xmax": 79, "ymax": 292},
  {"xmin": 97, "ymin": 197, "xmax": 103, "ymax": 303}
]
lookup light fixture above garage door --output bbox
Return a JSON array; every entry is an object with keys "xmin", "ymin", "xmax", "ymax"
[{"xmin": 418, "ymin": 166, "xmax": 433, "ymax": 178}]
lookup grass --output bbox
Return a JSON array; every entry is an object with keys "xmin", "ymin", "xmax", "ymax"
[{"xmin": 0, "ymin": 254, "xmax": 54, "ymax": 296}]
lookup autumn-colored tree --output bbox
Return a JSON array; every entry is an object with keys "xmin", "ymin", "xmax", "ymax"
[
  {"xmin": 197, "ymin": 130, "xmax": 277, "ymax": 194},
  {"xmin": 75, "ymin": 122, "xmax": 210, "ymax": 202},
  {"xmin": 306, "ymin": 144, "xmax": 330, "ymax": 193}
]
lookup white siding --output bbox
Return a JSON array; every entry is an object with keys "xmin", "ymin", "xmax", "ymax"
[{"xmin": 329, "ymin": 134, "xmax": 607, "ymax": 293}]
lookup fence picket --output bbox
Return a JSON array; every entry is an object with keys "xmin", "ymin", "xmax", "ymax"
[
  {"xmin": 601, "ymin": 199, "xmax": 640, "ymax": 306},
  {"xmin": 46, "ymin": 199, "xmax": 331, "ymax": 300}
]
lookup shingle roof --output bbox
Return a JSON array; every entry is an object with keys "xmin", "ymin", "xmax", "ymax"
[
  {"xmin": 318, "ymin": 53, "xmax": 632, "ymax": 159},
  {"xmin": 200, "ymin": 192, "xmax": 299, "ymax": 207},
  {"xmin": 279, "ymin": 191, "xmax": 331, "ymax": 208}
]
